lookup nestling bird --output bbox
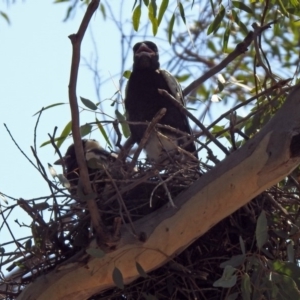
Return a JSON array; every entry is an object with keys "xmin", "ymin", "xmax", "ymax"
[
  {"xmin": 54, "ymin": 139, "xmax": 117, "ymax": 188},
  {"xmin": 125, "ymin": 41, "xmax": 197, "ymax": 165}
]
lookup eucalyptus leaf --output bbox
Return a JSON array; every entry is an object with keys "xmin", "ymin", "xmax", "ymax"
[{"xmin": 112, "ymin": 267, "xmax": 124, "ymax": 289}]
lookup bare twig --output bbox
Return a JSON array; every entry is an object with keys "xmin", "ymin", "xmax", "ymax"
[
  {"xmin": 17, "ymin": 199, "xmax": 47, "ymax": 227},
  {"xmin": 67, "ymin": 0, "xmax": 109, "ymax": 244},
  {"xmin": 104, "ymin": 167, "xmax": 137, "ymax": 239}
]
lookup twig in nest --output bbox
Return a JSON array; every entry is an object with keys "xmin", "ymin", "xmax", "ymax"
[
  {"xmin": 102, "ymin": 169, "xmax": 158, "ymax": 205},
  {"xmin": 127, "ymin": 108, "xmax": 167, "ymax": 172},
  {"xmin": 158, "ymin": 89, "xmax": 229, "ymax": 155},
  {"xmin": 67, "ymin": 0, "xmax": 109, "ymax": 245},
  {"xmin": 149, "ymin": 168, "xmax": 188, "ymax": 208},
  {"xmin": 48, "ymin": 130, "xmax": 66, "ymax": 174},
  {"xmin": 103, "ymin": 166, "xmax": 137, "ymax": 239},
  {"xmin": 116, "ymin": 136, "xmax": 135, "ymax": 164}
]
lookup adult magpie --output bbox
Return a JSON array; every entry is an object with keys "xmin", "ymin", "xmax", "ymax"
[{"xmin": 125, "ymin": 41, "xmax": 197, "ymax": 165}]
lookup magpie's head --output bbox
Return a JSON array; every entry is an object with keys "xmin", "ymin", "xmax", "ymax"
[
  {"xmin": 54, "ymin": 139, "xmax": 113, "ymax": 171},
  {"xmin": 132, "ymin": 41, "xmax": 159, "ymax": 71}
]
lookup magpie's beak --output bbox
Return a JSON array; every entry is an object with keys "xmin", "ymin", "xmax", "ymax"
[
  {"xmin": 54, "ymin": 155, "xmax": 70, "ymax": 165},
  {"xmin": 135, "ymin": 43, "xmax": 156, "ymax": 58}
]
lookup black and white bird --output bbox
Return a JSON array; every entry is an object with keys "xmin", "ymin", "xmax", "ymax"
[
  {"xmin": 125, "ymin": 41, "xmax": 197, "ymax": 165},
  {"xmin": 54, "ymin": 139, "xmax": 117, "ymax": 187}
]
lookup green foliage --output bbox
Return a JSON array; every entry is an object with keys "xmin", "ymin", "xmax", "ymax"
[
  {"xmin": 80, "ymin": 96, "xmax": 98, "ymax": 111},
  {"xmin": 115, "ymin": 109, "xmax": 131, "ymax": 138},
  {"xmin": 112, "ymin": 267, "xmax": 124, "ymax": 290},
  {"xmin": 132, "ymin": 4, "xmax": 142, "ymax": 31},
  {"xmin": 0, "ymin": 11, "xmax": 10, "ymax": 25}
]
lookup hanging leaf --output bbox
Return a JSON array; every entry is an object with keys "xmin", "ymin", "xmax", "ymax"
[
  {"xmin": 132, "ymin": 0, "xmax": 138, "ymax": 10},
  {"xmin": 256, "ymin": 210, "xmax": 268, "ymax": 249},
  {"xmin": 33, "ymin": 103, "xmax": 65, "ymax": 116},
  {"xmin": 241, "ymin": 274, "xmax": 251, "ymax": 300},
  {"xmin": 136, "ymin": 262, "xmax": 148, "ymax": 278},
  {"xmin": 80, "ymin": 97, "xmax": 97, "ymax": 111},
  {"xmin": 123, "ymin": 70, "xmax": 132, "ymax": 79},
  {"xmin": 115, "ymin": 110, "xmax": 131, "ymax": 138},
  {"xmin": 40, "ymin": 136, "xmax": 68, "ymax": 148},
  {"xmin": 99, "ymin": 3, "xmax": 106, "ymax": 19},
  {"xmin": 132, "ymin": 4, "xmax": 142, "ymax": 31},
  {"xmin": 220, "ymin": 254, "xmax": 245, "ymax": 268},
  {"xmin": 178, "ymin": 2, "xmax": 186, "ymax": 24},
  {"xmin": 168, "ymin": 13, "xmax": 175, "ymax": 43},
  {"xmin": 207, "ymin": 5, "xmax": 225, "ymax": 35},
  {"xmin": 222, "ymin": 23, "xmax": 230, "ymax": 52},
  {"xmin": 0, "ymin": 11, "xmax": 10, "ymax": 25},
  {"xmin": 148, "ymin": 2, "xmax": 158, "ymax": 35},
  {"xmin": 232, "ymin": 1, "xmax": 253, "ymax": 14},
  {"xmin": 96, "ymin": 118, "xmax": 112, "ymax": 148},
  {"xmin": 231, "ymin": 9, "xmax": 248, "ymax": 35},
  {"xmin": 56, "ymin": 121, "xmax": 72, "ymax": 149},
  {"xmin": 157, "ymin": 0, "xmax": 168, "ymax": 26},
  {"xmin": 80, "ymin": 123, "xmax": 92, "ymax": 137},
  {"xmin": 112, "ymin": 267, "xmax": 124, "ymax": 289},
  {"xmin": 213, "ymin": 265, "xmax": 237, "ymax": 288},
  {"xmin": 175, "ymin": 74, "xmax": 190, "ymax": 82},
  {"xmin": 150, "ymin": 0, "xmax": 157, "ymax": 17}
]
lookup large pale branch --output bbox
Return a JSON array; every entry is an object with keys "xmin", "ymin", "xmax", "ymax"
[{"xmin": 18, "ymin": 85, "xmax": 300, "ymax": 300}]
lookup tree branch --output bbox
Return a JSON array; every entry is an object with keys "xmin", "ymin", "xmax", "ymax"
[
  {"xmin": 67, "ymin": 0, "xmax": 109, "ymax": 244},
  {"xmin": 183, "ymin": 21, "xmax": 275, "ymax": 97}
]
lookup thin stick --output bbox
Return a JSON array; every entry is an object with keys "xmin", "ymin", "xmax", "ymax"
[{"xmin": 67, "ymin": 0, "xmax": 109, "ymax": 244}]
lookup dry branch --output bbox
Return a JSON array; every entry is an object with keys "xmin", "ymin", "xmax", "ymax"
[
  {"xmin": 18, "ymin": 85, "xmax": 300, "ymax": 300},
  {"xmin": 67, "ymin": 0, "xmax": 109, "ymax": 244}
]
